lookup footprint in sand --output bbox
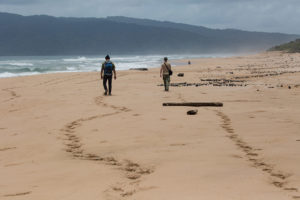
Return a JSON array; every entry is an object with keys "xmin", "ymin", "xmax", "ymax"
[
  {"xmin": 271, "ymin": 173, "xmax": 289, "ymax": 180},
  {"xmin": 254, "ymin": 110, "xmax": 266, "ymax": 113},
  {"xmin": 263, "ymin": 168, "xmax": 273, "ymax": 173},
  {"xmin": 284, "ymin": 188, "xmax": 298, "ymax": 192},
  {"xmin": 60, "ymin": 110, "xmax": 154, "ymax": 199},
  {"xmin": 5, "ymin": 162, "xmax": 24, "ymax": 167},
  {"xmin": 2, "ymin": 88, "xmax": 21, "ymax": 103},
  {"xmin": 170, "ymin": 143, "xmax": 187, "ymax": 147},
  {"xmin": 247, "ymin": 152, "xmax": 258, "ymax": 157},
  {"xmin": 231, "ymin": 154, "xmax": 243, "ymax": 159},
  {"xmin": 216, "ymin": 110, "xmax": 300, "ymax": 194},
  {"xmin": 3, "ymin": 191, "xmax": 31, "ymax": 197},
  {"xmin": 272, "ymin": 181, "xmax": 285, "ymax": 188},
  {"xmin": 0, "ymin": 147, "xmax": 16, "ymax": 152},
  {"xmin": 94, "ymin": 96, "xmax": 104, "ymax": 106}
]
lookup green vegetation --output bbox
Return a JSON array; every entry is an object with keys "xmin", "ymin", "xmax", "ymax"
[{"xmin": 269, "ymin": 39, "xmax": 300, "ymax": 53}]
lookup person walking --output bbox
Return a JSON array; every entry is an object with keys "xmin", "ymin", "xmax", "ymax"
[
  {"xmin": 101, "ymin": 55, "xmax": 116, "ymax": 95},
  {"xmin": 160, "ymin": 57, "xmax": 172, "ymax": 91}
]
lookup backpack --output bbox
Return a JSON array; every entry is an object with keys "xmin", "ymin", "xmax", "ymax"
[{"xmin": 104, "ymin": 61, "xmax": 113, "ymax": 76}]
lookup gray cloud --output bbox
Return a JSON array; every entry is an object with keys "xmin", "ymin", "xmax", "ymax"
[
  {"xmin": 0, "ymin": 0, "xmax": 39, "ymax": 5},
  {"xmin": 0, "ymin": 0, "xmax": 299, "ymax": 34}
]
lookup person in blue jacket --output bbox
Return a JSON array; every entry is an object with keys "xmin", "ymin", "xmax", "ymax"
[{"xmin": 101, "ymin": 55, "xmax": 116, "ymax": 95}]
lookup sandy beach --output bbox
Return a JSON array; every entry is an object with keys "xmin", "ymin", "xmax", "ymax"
[{"xmin": 0, "ymin": 52, "xmax": 300, "ymax": 200}]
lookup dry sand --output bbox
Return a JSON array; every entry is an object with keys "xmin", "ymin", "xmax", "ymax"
[{"xmin": 0, "ymin": 51, "xmax": 300, "ymax": 200}]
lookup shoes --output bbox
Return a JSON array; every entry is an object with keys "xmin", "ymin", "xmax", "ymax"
[{"xmin": 104, "ymin": 91, "xmax": 112, "ymax": 96}]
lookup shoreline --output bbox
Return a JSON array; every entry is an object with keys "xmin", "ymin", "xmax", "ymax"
[
  {"xmin": 1, "ymin": 51, "xmax": 300, "ymax": 199},
  {"xmin": 0, "ymin": 52, "xmax": 248, "ymax": 80}
]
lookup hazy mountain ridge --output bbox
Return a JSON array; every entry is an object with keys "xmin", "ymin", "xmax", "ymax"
[
  {"xmin": 0, "ymin": 12, "xmax": 299, "ymax": 56},
  {"xmin": 106, "ymin": 16, "xmax": 298, "ymax": 42}
]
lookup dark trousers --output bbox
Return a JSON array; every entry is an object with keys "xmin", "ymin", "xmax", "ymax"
[
  {"xmin": 163, "ymin": 74, "xmax": 170, "ymax": 91},
  {"xmin": 103, "ymin": 75, "xmax": 112, "ymax": 94}
]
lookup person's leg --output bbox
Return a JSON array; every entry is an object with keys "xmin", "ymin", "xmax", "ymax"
[
  {"xmin": 163, "ymin": 75, "xmax": 167, "ymax": 91},
  {"xmin": 108, "ymin": 75, "xmax": 112, "ymax": 95},
  {"xmin": 166, "ymin": 75, "xmax": 170, "ymax": 91},
  {"xmin": 103, "ymin": 75, "xmax": 108, "ymax": 95}
]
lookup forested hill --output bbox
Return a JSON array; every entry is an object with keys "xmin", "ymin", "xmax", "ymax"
[
  {"xmin": 269, "ymin": 39, "xmax": 300, "ymax": 53},
  {"xmin": 0, "ymin": 12, "xmax": 299, "ymax": 56}
]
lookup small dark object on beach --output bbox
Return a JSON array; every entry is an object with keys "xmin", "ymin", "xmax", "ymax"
[
  {"xmin": 129, "ymin": 68, "xmax": 148, "ymax": 71},
  {"xmin": 177, "ymin": 73, "xmax": 184, "ymax": 77},
  {"xmin": 187, "ymin": 110, "xmax": 198, "ymax": 115},
  {"xmin": 288, "ymin": 86, "xmax": 291, "ymax": 89}
]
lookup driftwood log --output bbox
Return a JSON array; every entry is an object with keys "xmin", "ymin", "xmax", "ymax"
[
  {"xmin": 129, "ymin": 68, "xmax": 148, "ymax": 71},
  {"xmin": 163, "ymin": 102, "xmax": 223, "ymax": 107}
]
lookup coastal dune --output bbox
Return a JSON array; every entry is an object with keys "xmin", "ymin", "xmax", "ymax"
[{"xmin": 0, "ymin": 52, "xmax": 300, "ymax": 199}]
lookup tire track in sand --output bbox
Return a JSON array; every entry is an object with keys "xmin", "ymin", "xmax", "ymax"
[
  {"xmin": 216, "ymin": 110, "xmax": 299, "ymax": 199},
  {"xmin": 60, "ymin": 96, "xmax": 153, "ymax": 199}
]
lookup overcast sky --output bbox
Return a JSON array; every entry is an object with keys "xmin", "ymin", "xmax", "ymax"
[{"xmin": 1, "ymin": 0, "xmax": 299, "ymax": 34}]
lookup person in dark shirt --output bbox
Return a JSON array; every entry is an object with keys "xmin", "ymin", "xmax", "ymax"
[{"xmin": 101, "ymin": 55, "xmax": 116, "ymax": 95}]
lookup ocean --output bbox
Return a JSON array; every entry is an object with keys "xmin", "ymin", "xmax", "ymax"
[{"xmin": 0, "ymin": 54, "xmax": 230, "ymax": 78}]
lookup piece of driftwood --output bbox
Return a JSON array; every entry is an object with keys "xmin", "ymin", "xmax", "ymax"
[
  {"xmin": 177, "ymin": 73, "xmax": 184, "ymax": 77},
  {"xmin": 129, "ymin": 68, "xmax": 148, "ymax": 71},
  {"xmin": 187, "ymin": 109, "xmax": 198, "ymax": 115},
  {"xmin": 163, "ymin": 102, "xmax": 223, "ymax": 107}
]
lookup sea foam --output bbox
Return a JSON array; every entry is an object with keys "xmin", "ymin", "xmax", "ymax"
[{"xmin": 0, "ymin": 54, "xmax": 228, "ymax": 78}]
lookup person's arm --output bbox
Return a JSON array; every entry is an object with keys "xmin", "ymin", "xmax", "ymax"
[
  {"xmin": 160, "ymin": 65, "xmax": 163, "ymax": 77},
  {"xmin": 100, "ymin": 63, "xmax": 104, "ymax": 79},
  {"xmin": 113, "ymin": 69, "xmax": 116, "ymax": 80},
  {"xmin": 113, "ymin": 63, "xmax": 116, "ymax": 80}
]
